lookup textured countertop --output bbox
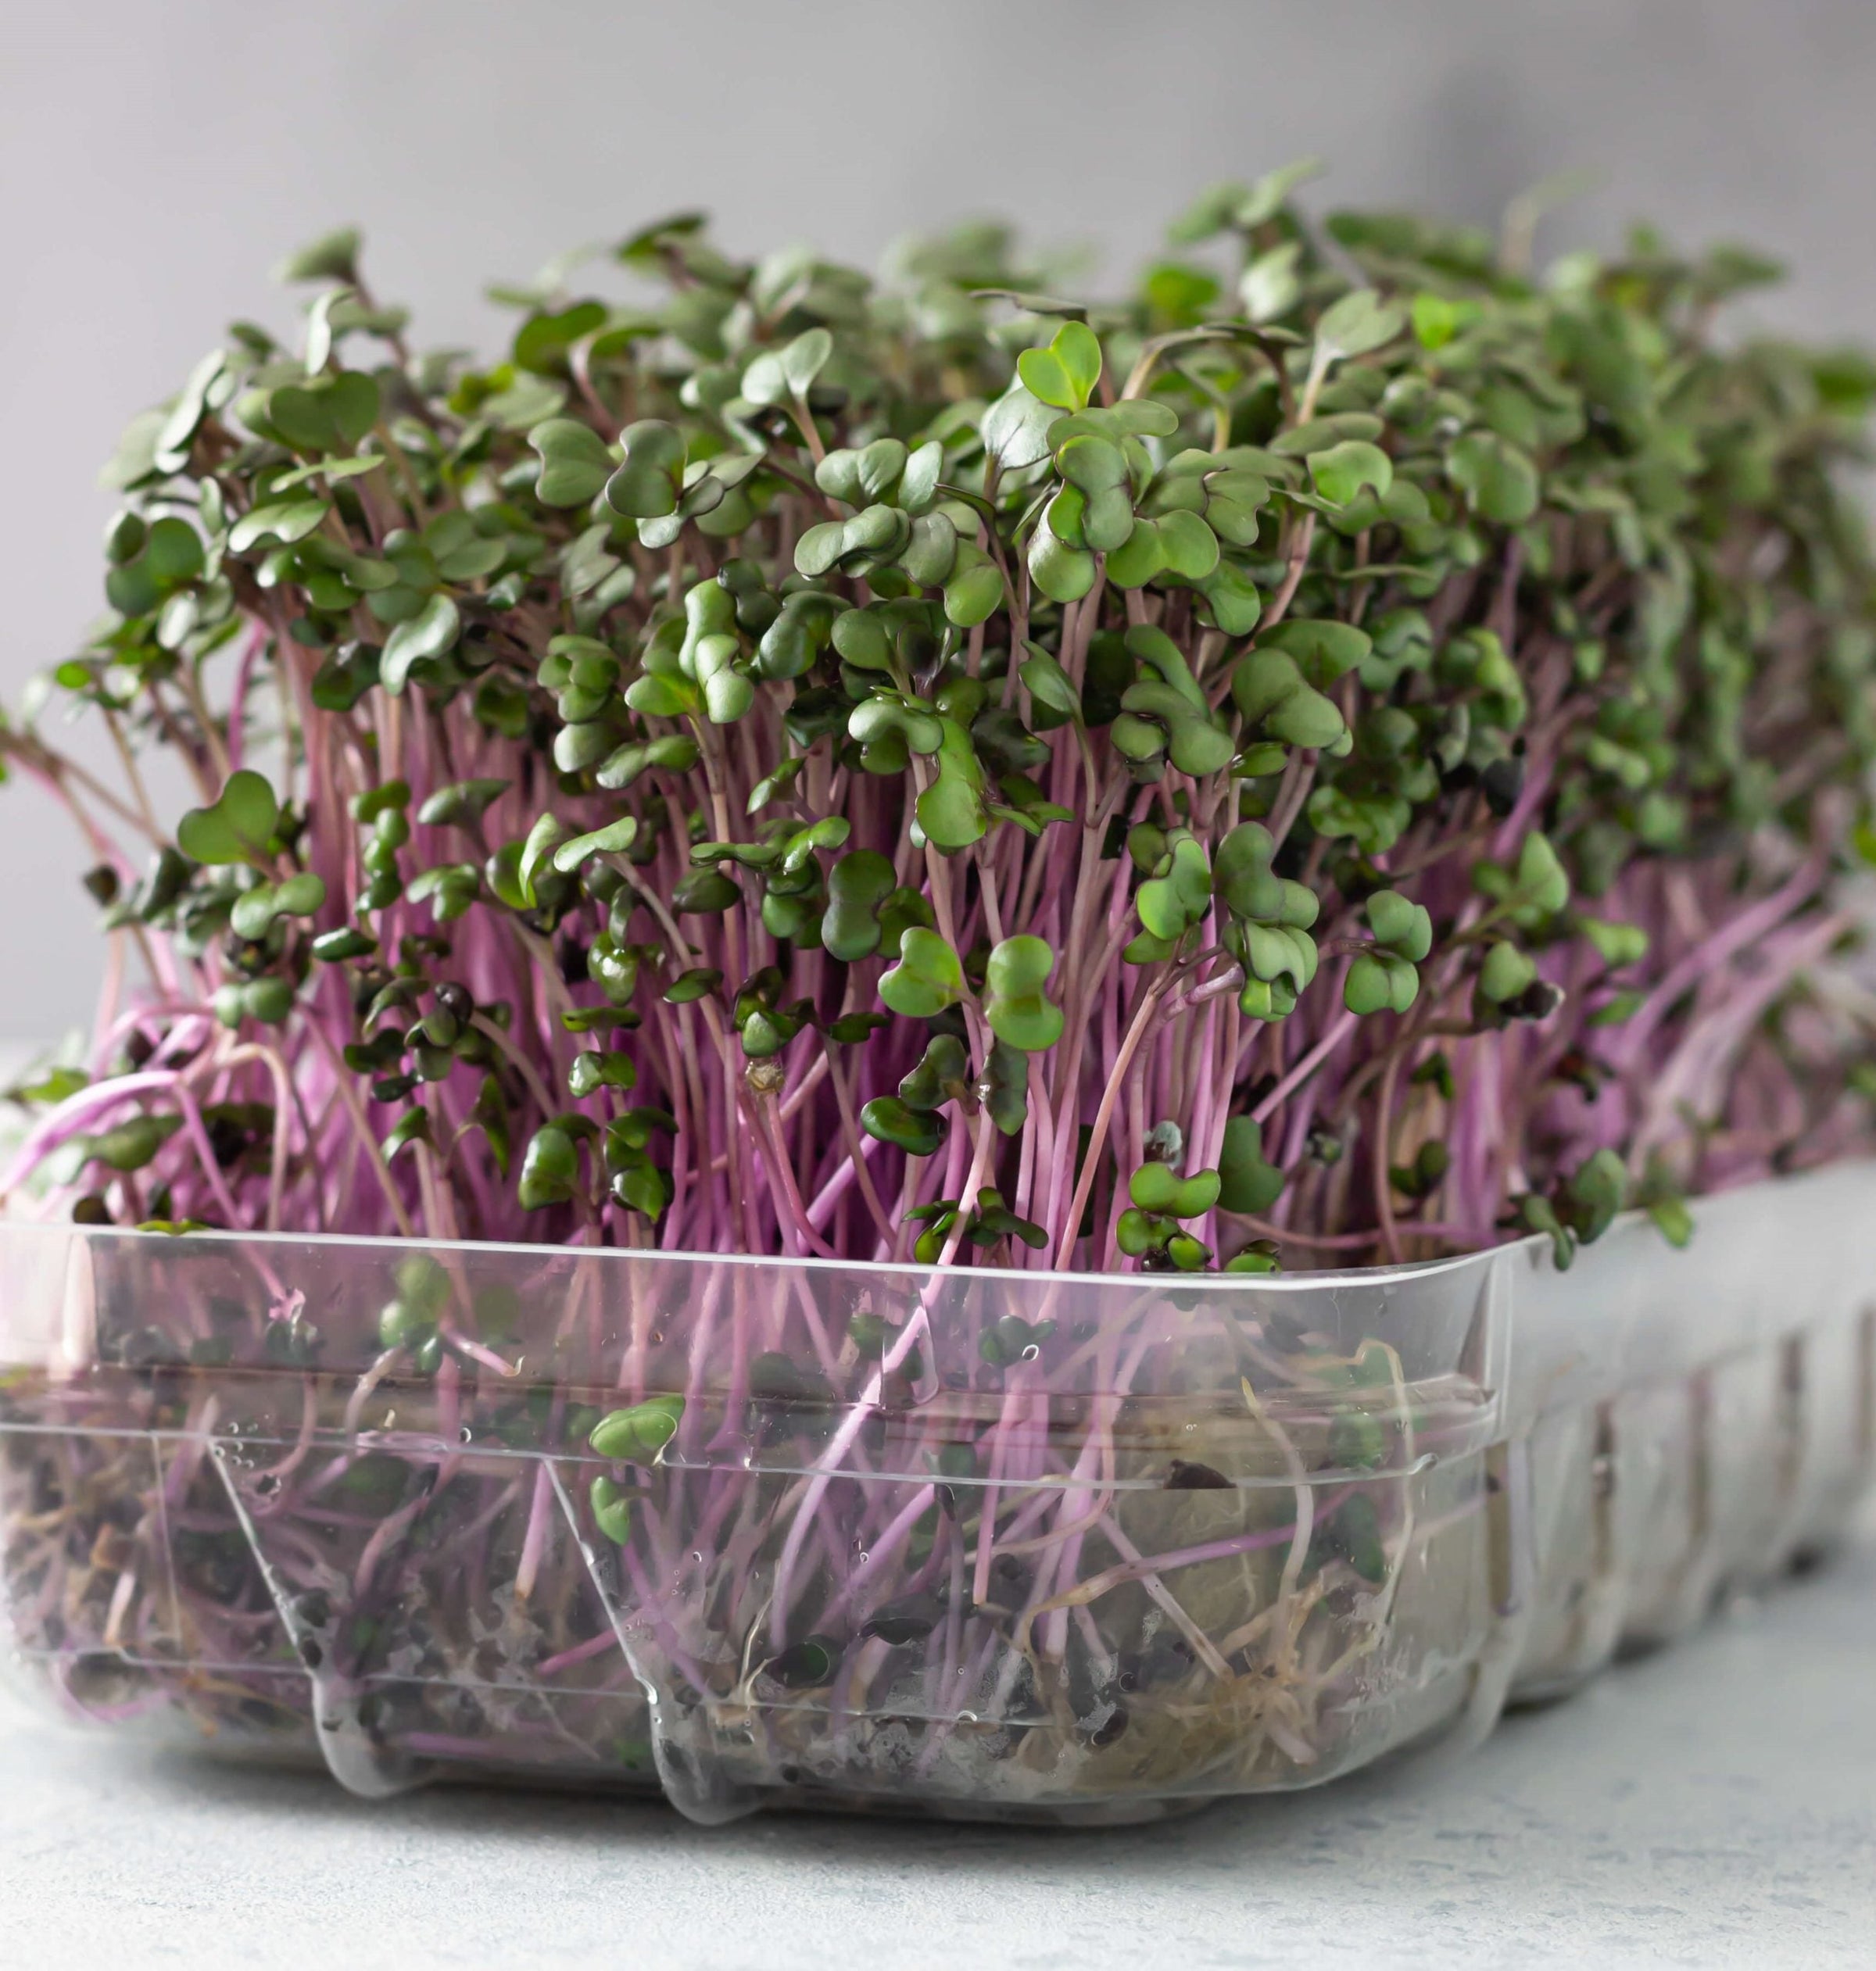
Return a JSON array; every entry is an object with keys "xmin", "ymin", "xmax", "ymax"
[{"xmin": 2, "ymin": 1515, "xmax": 1871, "ymax": 1971}]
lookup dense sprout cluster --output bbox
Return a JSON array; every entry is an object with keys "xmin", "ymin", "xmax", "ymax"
[{"xmin": 6, "ymin": 167, "xmax": 1876, "ymax": 1274}]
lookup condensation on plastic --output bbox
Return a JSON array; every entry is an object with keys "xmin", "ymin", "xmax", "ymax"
[{"xmin": 2, "ymin": 1163, "xmax": 1871, "ymax": 1826}]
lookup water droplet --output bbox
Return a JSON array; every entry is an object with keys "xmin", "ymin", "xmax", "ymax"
[
  {"xmin": 458, "ymin": 1426, "xmax": 473, "ymax": 1444},
  {"xmin": 691, "ymin": 1551, "xmax": 704, "ymax": 1565}
]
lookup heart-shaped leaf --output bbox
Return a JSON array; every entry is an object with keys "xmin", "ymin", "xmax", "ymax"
[
  {"xmin": 589, "ymin": 1476, "xmax": 635, "ymax": 1544},
  {"xmin": 417, "ymin": 778, "xmax": 510, "ymax": 829},
  {"xmin": 1019, "ymin": 649, "xmax": 1081, "ymax": 720},
  {"xmin": 1156, "ymin": 509, "xmax": 1220, "ymax": 580},
  {"xmin": 821, "ymin": 849, "xmax": 896, "ymax": 961},
  {"xmin": 227, "ymin": 499, "xmax": 330, "ymax": 553},
  {"xmin": 1448, "ymin": 430, "xmax": 1541, "ymax": 525},
  {"xmin": 878, "ymin": 927, "xmax": 965, "ymax": 1018},
  {"xmin": 268, "ymin": 385, "xmax": 338, "ymax": 453},
  {"xmin": 229, "ymin": 871, "xmax": 328, "ymax": 940},
  {"xmin": 915, "ymin": 721, "xmax": 989, "ymax": 850},
  {"xmin": 604, "ymin": 420, "xmax": 685, "ymax": 518},
  {"xmin": 553, "ymin": 815, "xmax": 639, "ymax": 875},
  {"xmin": 517, "ymin": 1123, "xmax": 582, "ymax": 1209},
  {"xmin": 981, "ymin": 382, "xmax": 1057, "ymax": 471},
  {"xmin": 983, "ymin": 935, "xmax": 1063, "ymax": 1051},
  {"xmin": 141, "ymin": 517, "xmax": 205, "ymax": 585},
  {"xmin": 781, "ymin": 326, "xmax": 833, "ymax": 396},
  {"xmin": 1028, "ymin": 513, "xmax": 1097, "ymax": 603},
  {"xmin": 589, "ymin": 1393, "xmax": 683, "ymax": 1461},
  {"xmin": 1262, "ymin": 618, "xmax": 1372, "ymax": 688},
  {"xmin": 898, "ymin": 439, "xmax": 943, "ymax": 512},
  {"xmin": 1241, "ymin": 241, "xmax": 1304, "ymax": 323},
  {"xmin": 1056, "ymin": 434, "xmax": 1127, "ymax": 493},
  {"xmin": 1344, "ymin": 949, "xmax": 1419, "ymax": 1016},
  {"xmin": 530, "ymin": 417, "xmax": 614, "ymax": 506},
  {"xmin": 1479, "ymin": 940, "xmax": 1538, "ymax": 1002},
  {"xmin": 276, "ymin": 227, "xmax": 360, "ymax": 284},
  {"xmin": 1104, "ymin": 517, "xmax": 1166, "ymax": 588},
  {"xmin": 1315, "ymin": 288, "xmax": 1405, "ymax": 362},
  {"xmin": 860, "ymin": 1096, "xmax": 944, "ymax": 1157},
  {"xmin": 303, "ymin": 286, "xmax": 351, "ymax": 373},
  {"xmin": 1194, "ymin": 558, "xmax": 1262, "ymax": 635},
  {"xmin": 1218, "ymin": 1116, "xmax": 1285, "ymax": 1214},
  {"xmin": 177, "ymin": 769, "xmax": 280, "ymax": 865},
  {"xmin": 517, "ymin": 814, "xmax": 567, "ymax": 906},
  {"xmin": 151, "ymin": 349, "xmax": 226, "ymax": 472},
  {"xmin": 1365, "ymin": 889, "xmax": 1433, "ymax": 960},
  {"xmin": 1016, "ymin": 320, "xmax": 1103, "ymax": 411},
  {"xmin": 381, "ymin": 594, "xmax": 460, "ymax": 694},
  {"xmin": 329, "ymin": 370, "xmax": 380, "ymax": 446},
  {"xmin": 1309, "ymin": 439, "xmax": 1394, "ymax": 506},
  {"xmin": 1581, "ymin": 917, "xmax": 1649, "ymax": 968}
]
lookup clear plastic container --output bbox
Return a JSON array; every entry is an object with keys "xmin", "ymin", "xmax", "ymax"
[{"xmin": 2, "ymin": 1163, "xmax": 1871, "ymax": 1826}]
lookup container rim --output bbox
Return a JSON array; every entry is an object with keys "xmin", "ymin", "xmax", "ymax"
[
  {"xmin": 7, "ymin": 1158, "xmax": 1861, "ymax": 1295},
  {"xmin": 0, "ymin": 1211, "xmax": 1505, "ymax": 1294}
]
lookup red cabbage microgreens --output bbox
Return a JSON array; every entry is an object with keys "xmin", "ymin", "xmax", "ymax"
[{"xmin": 5, "ymin": 177, "xmax": 1876, "ymax": 1273}]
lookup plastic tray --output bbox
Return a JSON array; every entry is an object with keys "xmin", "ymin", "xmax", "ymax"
[{"xmin": 3, "ymin": 1164, "xmax": 1871, "ymax": 1826}]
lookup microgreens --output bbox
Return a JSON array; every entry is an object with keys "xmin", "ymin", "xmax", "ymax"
[{"xmin": 4, "ymin": 177, "xmax": 1874, "ymax": 1279}]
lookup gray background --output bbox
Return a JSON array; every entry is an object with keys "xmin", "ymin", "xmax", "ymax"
[{"xmin": 4, "ymin": 0, "xmax": 1876, "ymax": 1043}]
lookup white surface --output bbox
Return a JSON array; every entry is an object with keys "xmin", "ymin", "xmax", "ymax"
[{"xmin": 2, "ymin": 1516, "xmax": 1872, "ymax": 1970}]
